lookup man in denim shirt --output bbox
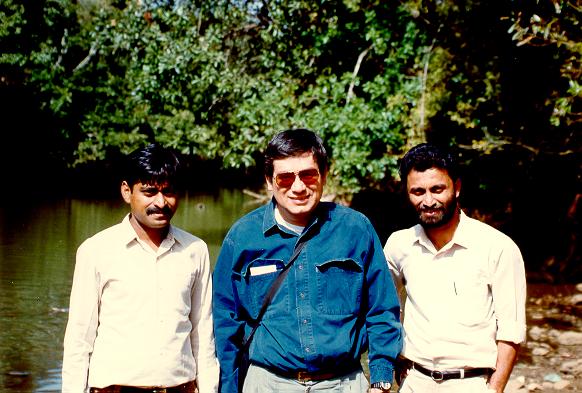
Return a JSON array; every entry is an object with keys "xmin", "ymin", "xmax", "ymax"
[{"xmin": 213, "ymin": 129, "xmax": 402, "ymax": 393}]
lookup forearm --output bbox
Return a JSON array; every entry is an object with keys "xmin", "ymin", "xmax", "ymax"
[{"xmin": 487, "ymin": 340, "xmax": 519, "ymax": 393}]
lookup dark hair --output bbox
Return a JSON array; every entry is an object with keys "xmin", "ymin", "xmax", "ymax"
[
  {"xmin": 264, "ymin": 129, "xmax": 328, "ymax": 179},
  {"xmin": 123, "ymin": 143, "xmax": 181, "ymax": 188},
  {"xmin": 399, "ymin": 143, "xmax": 459, "ymax": 184}
]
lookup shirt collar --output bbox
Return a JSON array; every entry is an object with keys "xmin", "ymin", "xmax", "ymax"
[
  {"xmin": 449, "ymin": 210, "xmax": 471, "ymax": 249},
  {"xmin": 262, "ymin": 198, "xmax": 327, "ymax": 236},
  {"xmin": 121, "ymin": 213, "xmax": 180, "ymax": 247},
  {"xmin": 262, "ymin": 199, "xmax": 279, "ymax": 234},
  {"xmin": 414, "ymin": 210, "xmax": 471, "ymax": 252}
]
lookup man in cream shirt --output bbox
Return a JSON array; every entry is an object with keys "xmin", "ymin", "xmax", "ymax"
[
  {"xmin": 384, "ymin": 143, "xmax": 526, "ymax": 393},
  {"xmin": 62, "ymin": 144, "xmax": 218, "ymax": 393}
]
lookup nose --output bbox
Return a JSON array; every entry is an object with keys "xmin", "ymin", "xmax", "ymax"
[
  {"xmin": 153, "ymin": 192, "xmax": 167, "ymax": 207},
  {"xmin": 290, "ymin": 175, "xmax": 307, "ymax": 193},
  {"xmin": 422, "ymin": 192, "xmax": 436, "ymax": 207}
]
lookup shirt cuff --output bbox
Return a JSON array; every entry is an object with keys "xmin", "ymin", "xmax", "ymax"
[
  {"xmin": 368, "ymin": 364, "xmax": 394, "ymax": 384},
  {"xmin": 496, "ymin": 320, "xmax": 527, "ymax": 344}
]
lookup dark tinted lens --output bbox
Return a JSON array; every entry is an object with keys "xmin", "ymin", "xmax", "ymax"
[
  {"xmin": 275, "ymin": 172, "xmax": 296, "ymax": 188},
  {"xmin": 275, "ymin": 169, "xmax": 320, "ymax": 188},
  {"xmin": 298, "ymin": 169, "xmax": 320, "ymax": 185}
]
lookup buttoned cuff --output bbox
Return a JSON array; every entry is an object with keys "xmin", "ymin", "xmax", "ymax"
[{"xmin": 496, "ymin": 320, "xmax": 527, "ymax": 344}]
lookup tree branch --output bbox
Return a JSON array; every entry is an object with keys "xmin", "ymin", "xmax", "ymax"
[
  {"xmin": 457, "ymin": 139, "xmax": 577, "ymax": 156},
  {"xmin": 73, "ymin": 43, "xmax": 98, "ymax": 73},
  {"xmin": 418, "ymin": 26, "xmax": 441, "ymax": 133},
  {"xmin": 346, "ymin": 44, "xmax": 373, "ymax": 105}
]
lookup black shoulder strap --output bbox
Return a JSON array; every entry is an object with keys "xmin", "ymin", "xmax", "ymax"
[{"xmin": 242, "ymin": 238, "xmax": 307, "ymax": 349}]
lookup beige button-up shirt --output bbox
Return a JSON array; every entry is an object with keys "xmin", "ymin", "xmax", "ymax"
[
  {"xmin": 62, "ymin": 215, "xmax": 219, "ymax": 393},
  {"xmin": 384, "ymin": 211, "xmax": 526, "ymax": 370}
]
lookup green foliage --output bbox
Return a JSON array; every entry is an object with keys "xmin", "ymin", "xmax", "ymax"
[
  {"xmin": 1, "ymin": 0, "xmax": 579, "ymax": 198},
  {"xmin": 0, "ymin": 1, "xmax": 26, "ymax": 66},
  {"xmin": 508, "ymin": 0, "xmax": 581, "ymax": 128}
]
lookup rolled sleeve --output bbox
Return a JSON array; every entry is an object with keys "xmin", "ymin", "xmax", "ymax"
[{"xmin": 491, "ymin": 239, "xmax": 527, "ymax": 344}]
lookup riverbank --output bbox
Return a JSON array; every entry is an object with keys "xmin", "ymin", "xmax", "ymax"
[{"xmin": 505, "ymin": 283, "xmax": 582, "ymax": 392}]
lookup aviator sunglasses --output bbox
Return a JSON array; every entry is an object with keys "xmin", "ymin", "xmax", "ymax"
[{"xmin": 274, "ymin": 169, "xmax": 320, "ymax": 188}]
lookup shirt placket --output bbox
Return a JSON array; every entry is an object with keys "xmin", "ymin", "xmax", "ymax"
[
  {"xmin": 154, "ymin": 239, "xmax": 175, "ymax": 361},
  {"xmin": 295, "ymin": 244, "xmax": 316, "ymax": 368}
]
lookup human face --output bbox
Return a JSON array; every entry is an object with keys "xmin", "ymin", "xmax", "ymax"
[
  {"xmin": 406, "ymin": 167, "xmax": 460, "ymax": 228},
  {"xmin": 266, "ymin": 152, "xmax": 326, "ymax": 227},
  {"xmin": 121, "ymin": 180, "xmax": 178, "ymax": 233}
]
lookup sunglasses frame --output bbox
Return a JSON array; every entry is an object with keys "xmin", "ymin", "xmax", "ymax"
[{"xmin": 274, "ymin": 168, "xmax": 321, "ymax": 188}]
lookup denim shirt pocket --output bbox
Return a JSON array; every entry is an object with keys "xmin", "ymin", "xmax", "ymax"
[
  {"xmin": 315, "ymin": 258, "xmax": 364, "ymax": 315},
  {"xmin": 241, "ymin": 258, "xmax": 287, "ymax": 319}
]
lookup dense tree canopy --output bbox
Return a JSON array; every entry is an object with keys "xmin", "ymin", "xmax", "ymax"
[{"xmin": 1, "ymin": 0, "xmax": 580, "ymax": 278}]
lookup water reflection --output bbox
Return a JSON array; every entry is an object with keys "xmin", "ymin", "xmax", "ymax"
[{"xmin": 0, "ymin": 189, "xmax": 256, "ymax": 392}]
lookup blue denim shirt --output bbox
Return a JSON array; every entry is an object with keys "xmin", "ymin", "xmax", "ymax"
[{"xmin": 212, "ymin": 200, "xmax": 402, "ymax": 392}]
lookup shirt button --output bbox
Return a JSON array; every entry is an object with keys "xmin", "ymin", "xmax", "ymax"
[
  {"xmin": 305, "ymin": 347, "xmax": 311, "ymax": 352},
  {"xmin": 303, "ymin": 319, "xmax": 308, "ymax": 324},
  {"xmin": 298, "ymin": 265, "xmax": 304, "ymax": 270},
  {"xmin": 299, "ymin": 292, "xmax": 305, "ymax": 299}
]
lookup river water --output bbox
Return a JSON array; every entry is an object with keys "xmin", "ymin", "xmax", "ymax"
[
  {"xmin": 1, "ymin": 189, "xmax": 574, "ymax": 392},
  {"xmin": 0, "ymin": 189, "xmax": 256, "ymax": 392}
]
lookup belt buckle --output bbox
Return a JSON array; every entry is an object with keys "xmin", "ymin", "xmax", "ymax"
[
  {"xmin": 296, "ymin": 371, "xmax": 310, "ymax": 382},
  {"xmin": 152, "ymin": 389, "xmax": 167, "ymax": 393},
  {"xmin": 431, "ymin": 370, "xmax": 444, "ymax": 381}
]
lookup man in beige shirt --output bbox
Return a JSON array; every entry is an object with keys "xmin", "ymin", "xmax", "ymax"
[
  {"xmin": 384, "ymin": 143, "xmax": 526, "ymax": 393},
  {"xmin": 62, "ymin": 143, "xmax": 219, "ymax": 393}
]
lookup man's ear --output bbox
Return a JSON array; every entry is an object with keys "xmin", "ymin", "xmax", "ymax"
[
  {"xmin": 454, "ymin": 178, "xmax": 461, "ymax": 199},
  {"xmin": 265, "ymin": 176, "xmax": 274, "ymax": 192},
  {"xmin": 121, "ymin": 181, "xmax": 132, "ymax": 203}
]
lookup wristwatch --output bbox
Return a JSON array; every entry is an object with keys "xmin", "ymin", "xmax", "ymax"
[{"xmin": 371, "ymin": 381, "xmax": 392, "ymax": 392}]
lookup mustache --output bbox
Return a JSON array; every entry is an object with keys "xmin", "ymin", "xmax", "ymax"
[
  {"xmin": 146, "ymin": 206, "xmax": 172, "ymax": 215},
  {"xmin": 420, "ymin": 205, "xmax": 443, "ymax": 212}
]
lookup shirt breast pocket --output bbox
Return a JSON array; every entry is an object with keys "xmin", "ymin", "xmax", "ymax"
[
  {"xmin": 241, "ymin": 258, "xmax": 286, "ymax": 319},
  {"xmin": 315, "ymin": 258, "xmax": 363, "ymax": 315},
  {"xmin": 454, "ymin": 270, "xmax": 490, "ymax": 327}
]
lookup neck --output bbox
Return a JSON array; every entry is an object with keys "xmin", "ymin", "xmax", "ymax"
[
  {"xmin": 128, "ymin": 214, "xmax": 169, "ymax": 251},
  {"xmin": 424, "ymin": 209, "xmax": 461, "ymax": 251},
  {"xmin": 276, "ymin": 205, "xmax": 312, "ymax": 227}
]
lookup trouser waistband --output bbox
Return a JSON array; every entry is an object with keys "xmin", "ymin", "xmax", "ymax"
[
  {"xmin": 409, "ymin": 360, "xmax": 493, "ymax": 381},
  {"xmin": 261, "ymin": 363, "xmax": 361, "ymax": 383},
  {"xmin": 89, "ymin": 380, "xmax": 196, "ymax": 393}
]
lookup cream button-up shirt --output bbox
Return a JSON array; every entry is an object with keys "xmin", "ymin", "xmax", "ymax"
[
  {"xmin": 384, "ymin": 211, "xmax": 526, "ymax": 370},
  {"xmin": 62, "ymin": 215, "xmax": 219, "ymax": 393}
]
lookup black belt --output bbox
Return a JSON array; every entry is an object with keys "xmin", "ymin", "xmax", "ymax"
[
  {"xmin": 263, "ymin": 364, "xmax": 361, "ymax": 383},
  {"xmin": 411, "ymin": 361, "xmax": 492, "ymax": 381},
  {"xmin": 89, "ymin": 380, "xmax": 196, "ymax": 393}
]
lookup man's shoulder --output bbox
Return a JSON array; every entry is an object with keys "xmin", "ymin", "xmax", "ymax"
[
  {"xmin": 385, "ymin": 225, "xmax": 419, "ymax": 251},
  {"xmin": 171, "ymin": 225, "xmax": 207, "ymax": 249},
  {"xmin": 461, "ymin": 213, "xmax": 517, "ymax": 246},
  {"xmin": 227, "ymin": 204, "xmax": 268, "ymax": 234},
  {"xmin": 75, "ymin": 221, "xmax": 130, "ymax": 262},
  {"xmin": 323, "ymin": 202, "xmax": 372, "ymax": 226}
]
